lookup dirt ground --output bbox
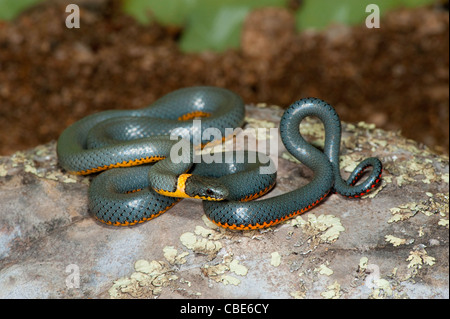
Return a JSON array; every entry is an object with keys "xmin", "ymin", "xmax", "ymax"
[{"xmin": 0, "ymin": 0, "xmax": 448, "ymax": 155}]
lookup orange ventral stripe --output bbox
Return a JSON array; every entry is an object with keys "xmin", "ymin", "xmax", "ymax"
[
  {"xmin": 96, "ymin": 199, "xmax": 181, "ymax": 226},
  {"xmin": 73, "ymin": 156, "xmax": 165, "ymax": 175},
  {"xmin": 178, "ymin": 111, "xmax": 211, "ymax": 121},
  {"xmin": 125, "ymin": 188, "xmax": 143, "ymax": 194},
  {"xmin": 212, "ymin": 191, "xmax": 331, "ymax": 230},
  {"xmin": 240, "ymin": 182, "xmax": 276, "ymax": 202},
  {"xmin": 198, "ymin": 131, "xmax": 237, "ymax": 150}
]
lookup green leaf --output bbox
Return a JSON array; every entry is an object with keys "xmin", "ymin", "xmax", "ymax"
[
  {"xmin": 0, "ymin": 0, "xmax": 43, "ymax": 21},
  {"xmin": 179, "ymin": 0, "xmax": 287, "ymax": 52},
  {"xmin": 124, "ymin": 0, "xmax": 287, "ymax": 52},
  {"xmin": 180, "ymin": 4, "xmax": 250, "ymax": 52}
]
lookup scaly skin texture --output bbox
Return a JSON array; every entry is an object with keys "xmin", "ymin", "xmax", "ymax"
[
  {"xmin": 57, "ymin": 86, "xmax": 245, "ymax": 174},
  {"xmin": 203, "ymin": 98, "xmax": 382, "ymax": 230},
  {"xmin": 57, "ymin": 87, "xmax": 382, "ymax": 228},
  {"xmin": 88, "ymin": 151, "xmax": 276, "ymax": 225}
]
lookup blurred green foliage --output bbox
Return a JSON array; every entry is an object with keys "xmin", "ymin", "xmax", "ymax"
[
  {"xmin": 0, "ymin": 0, "xmax": 42, "ymax": 20},
  {"xmin": 123, "ymin": 0, "xmax": 287, "ymax": 52},
  {"xmin": 0, "ymin": 0, "xmax": 437, "ymax": 52},
  {"xmin": 124, "ymin": 0, "xmax": 436, "ymax": 52},
  {"xmin": 123, "ymin": 0, "xmax": 197, "ymax": 25},
  {"xmin": 296, "ymin": 0, "xmax": 437, "ymax": 30}
]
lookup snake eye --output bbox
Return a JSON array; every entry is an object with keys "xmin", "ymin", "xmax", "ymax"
[{"xmin": 206, "ymin": 189, "xmax": 214, "ymax": 196}]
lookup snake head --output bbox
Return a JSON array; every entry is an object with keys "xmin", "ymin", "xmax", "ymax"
[{"xmin": 185, "ymin": 175, "xmax": 229, "ymax": 201}]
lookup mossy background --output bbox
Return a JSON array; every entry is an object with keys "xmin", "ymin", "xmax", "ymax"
[
  {"xmin": 0, "ymin": 0, "xmax": 437, "ymax": 52},
  {"xmin": 0, "ymin": 0, "xmax": 447, "ymax": 155}
]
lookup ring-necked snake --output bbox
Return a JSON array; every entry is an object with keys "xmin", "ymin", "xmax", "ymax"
[{"xmin": 57, "ymin": 86, "xmax": 382, "ymax": 230}]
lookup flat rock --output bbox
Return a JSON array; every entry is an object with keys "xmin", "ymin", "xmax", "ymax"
[{"xmin": 0, "ymin": 104, "xmax": 448, "ymax": 299}]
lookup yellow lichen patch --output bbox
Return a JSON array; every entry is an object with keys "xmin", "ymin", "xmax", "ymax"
[
  {"xmin": 108, "ymin": 259, "xmax": 178, "ymax": 298},
  {"xmin": 134, "ymin": 259, "xmax": 164, "ymax": 275},
  {"xmin": 389, "ymin": 192, "xmax": 449, "ymax": 223},
  {"xmin": 204, "ymin": 266, "xmax": 241, "ymax": 286},
  {"xmin": 355, "ymin": 258, "xmax": 396, "ymax": 299},
  {"xmin": 203, "ymin": 263, "xmax": 229, "ymax": 278},
  {"xmin": 292, "ymin": 214, "xmax": 345, "ymax": 243},
  {"xmin": 442, "ymin": 173, "xmax": 449, "ymax": 184},
  {"xmin": 290, "ymin": 280, "xmax": 308, "ymax": 299},
  {"xmin": 320, "ymin": 281, "xmax": 341, "ymax": 299},
  {"xmin": 315, "ymin": 264, "xmax": 334, "ymax": 276},
  {"xmin": 385, "ymin": 235, "xmax": 408, "ymax": 247},
  {"xmin": 406, "ymin": 249, "xmax": 436, "ymax": 269},
  {"xmin": 220, "ymin": 275, "xmax": 241, "ymax": 286},
  {"xmin": 390, "ymin": 156, "xmax": 442, "ymax": 187},
  {"xmin": 163, "ymin": 246, "xmax": 189, "ymax": 265},
  {"xmin": 180, "ymin": 231, "xmax": 223, "ymax": 258},
  {"xmin": 388, "ymin": 205, "xmax": 416, "ymax": 223},
  {"xmin": 340, "ymin": 153, "xmax": 364, "ymax": 173},
  {"xmin": 245, "ymin": 116, "xmax": 277, "ymax": 129},
  {"xmin": 357, "ymin": 121, "xmax": 377, "ymax": 130},
  {"xmin": 2, "ymin": 143, "xmax": 89, "ymax": 184},
  {"xmin": 229, "ymin": 259, "xmax": 248, "ymax": 276},
  {"xmin": 438, "ymin": 219, "xmax": 449, "ymax": 228},
  {"xmin": 0, "ymin": 163, "xmax": 7, "ymax": 177},
  {"xmin": 194, "ymin": 225, "xmax": 224, "ymax": 241},
  {"xmin": 358, "ymin": 246, "xmax": 437, "ymax": 285},
  {"xmin": 201, "ymin": 253, "xmax": 248, "ymax": 286},
  {"xmin": 370, "ymin": 279, "xmax": 393, "ymax": 299},
  {"xmin": 270, "ymin": 252, "xmax": 281, "ymax": 267},
  {"xmin": 358, "ymin": 257, "xmax": 369, "ymax": 272}
]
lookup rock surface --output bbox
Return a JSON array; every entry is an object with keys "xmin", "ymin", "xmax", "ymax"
[{"xmin": 0, "ymin": 104, "xmax": 448, "ymax": 299}]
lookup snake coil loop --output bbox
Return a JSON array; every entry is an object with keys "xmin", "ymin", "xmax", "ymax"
[
  {"xmin": 57, "ymin": 88, "xmax": 382, "ymax": 229},
  {"xmin": 202, "ymin": 98, "xmax": 382, "ymax": 230}
]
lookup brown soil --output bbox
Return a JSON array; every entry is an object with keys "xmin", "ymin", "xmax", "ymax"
[{"xmin": 0, "ymin": 0, "xmax": 448, "ymax": 155}]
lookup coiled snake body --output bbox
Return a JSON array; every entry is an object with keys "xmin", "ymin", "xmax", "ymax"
[{"xmin": 57, "ymin": 86, "xmax": 382, "ymax": 229}]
